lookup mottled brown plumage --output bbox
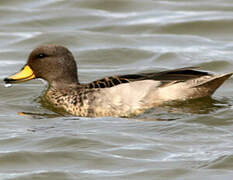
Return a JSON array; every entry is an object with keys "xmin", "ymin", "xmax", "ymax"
[{"xmin": 4, "ymin": 45, "xmax": 233, "ymax": 117}]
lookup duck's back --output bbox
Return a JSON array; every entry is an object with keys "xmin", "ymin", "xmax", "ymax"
[{"xmin": 92, "ymin": 72, "xmax": 232, "ymax": 117}]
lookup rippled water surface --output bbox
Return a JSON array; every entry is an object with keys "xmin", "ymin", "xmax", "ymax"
[{"xmin": 0, "ymin": 0, "xmax": 233, "ymax": 179}]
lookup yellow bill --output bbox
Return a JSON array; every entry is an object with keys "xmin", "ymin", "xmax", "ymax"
[{"xmin": 4, "ymin": 65, "xmax": 35, "ymax": 83}]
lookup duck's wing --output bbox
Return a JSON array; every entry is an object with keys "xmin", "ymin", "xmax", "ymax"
[{"xmin": 85, "ymin": 67, "xmax": 211, "ymax": 89}]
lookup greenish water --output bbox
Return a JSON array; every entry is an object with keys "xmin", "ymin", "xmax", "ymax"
[{"xmin": 0, "ymin": 0, "xmax": 233, "ymax": 179}]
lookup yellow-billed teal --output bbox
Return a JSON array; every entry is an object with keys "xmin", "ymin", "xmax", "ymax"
[{"xmin": 4, "ymin": 45, "xmax": 233, "ymax": 117}]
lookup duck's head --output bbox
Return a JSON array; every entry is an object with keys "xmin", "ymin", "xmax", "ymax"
[{"xmin": 4, "ymin": 45, "xmax": 79, "ymax": 87}]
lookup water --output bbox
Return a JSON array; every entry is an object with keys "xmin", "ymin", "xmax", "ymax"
[
  {"xmin": 4, "ymin": 83, "xmax": 12, "ymax": 88},
  {"xmin": 0, "ymin": 0, "xmax": 233, "ymax": 179}
]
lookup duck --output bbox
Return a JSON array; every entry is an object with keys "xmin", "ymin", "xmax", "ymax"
[{"xmin": 4, "ymin": 45, "xmax": 233, "ymax": 117}]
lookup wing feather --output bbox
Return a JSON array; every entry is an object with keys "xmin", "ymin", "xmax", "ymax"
[{"xmin": 84, "ymin": 67, "xmax": 210, "ymax": 89}]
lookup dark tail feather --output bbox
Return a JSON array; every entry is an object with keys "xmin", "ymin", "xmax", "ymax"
[{"xmin": 195, "ymin": 73, "xmax": 232, "ymax": 96}]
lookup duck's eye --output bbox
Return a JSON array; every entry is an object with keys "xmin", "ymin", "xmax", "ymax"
[{"xmin": 37, "ymin": 53, "xmax": 47, "ymax": 59}]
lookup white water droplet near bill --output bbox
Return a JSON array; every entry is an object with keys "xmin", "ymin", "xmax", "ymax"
[{"xmin": 4, "ymin": 83, "xmax": 12, "ymax": 88}]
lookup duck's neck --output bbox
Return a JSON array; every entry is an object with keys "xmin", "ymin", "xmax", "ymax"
[{"xmin": 49, "ymin": 80, "xmax": 81, "ymax": 93}]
